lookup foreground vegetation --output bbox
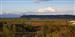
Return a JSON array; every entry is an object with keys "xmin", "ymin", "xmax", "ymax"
[{"xmin": 0, "ymin": 18, "xmax": 75, "ymax": 37}]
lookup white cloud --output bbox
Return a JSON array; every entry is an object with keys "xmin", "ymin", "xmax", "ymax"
[
  {"xmin": 37, "ymin": 7, "xmax": 56, "ymax": 12},
  {"xmin": 33, "ymin": 0, "xmax": 49, "ymax": 3},
  {"xmin": 1, "ymin": 6, "xmax": 74, "ymax": 15},
  {"xmin": 34, "ymin": 6, "xmax": 75, "ymax": 15}
]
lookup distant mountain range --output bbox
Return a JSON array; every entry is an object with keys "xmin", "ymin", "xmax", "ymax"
[
  {"xmin": 0, "ymin": 14, "xmax": 75, "ymax": 19},
  {"xmin": 21, "ymin": 15, "xmax": 75, "ymax": 19},
  {"xmin": 0, "ymin": 14, "xmax": 20, "ymax": 18}
]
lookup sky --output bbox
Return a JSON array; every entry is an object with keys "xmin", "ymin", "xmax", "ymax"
[{"xmin": 0, "ymin": 0, "xmax": 75, "ymax": 16}]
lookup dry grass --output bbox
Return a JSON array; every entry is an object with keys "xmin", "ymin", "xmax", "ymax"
[{"xmin": 0, "ymin": 18, "xmax": 75, "ymax": 37}]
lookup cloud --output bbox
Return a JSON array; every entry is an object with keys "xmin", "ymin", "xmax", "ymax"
[
  {"xmin": 33, "ymin": 0, "xmax": 49, "ymax": 1},
  {"xmin": 34, "ymin": 6, "xmax": 74, "ymax": 15},
  {"xmin": 37, "ymin": 7, "xmax": 56, "ymax": 12},
  {"xmin": 33, "ymin": 0, "xmax": 50, "ymax": 3},
  {"xmin": 33, "ymin": 0, "xmax": 72, "ymax": 2}
]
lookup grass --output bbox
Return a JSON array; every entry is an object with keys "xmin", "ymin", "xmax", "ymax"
[{"xmin": 0, "ymin": 18, "xmax": 75, "ymax": 37}]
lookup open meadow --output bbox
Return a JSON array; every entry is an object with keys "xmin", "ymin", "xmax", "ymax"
[{"xmin": 0, "ymin": 18, "xmax": 75, "ymax": 37}]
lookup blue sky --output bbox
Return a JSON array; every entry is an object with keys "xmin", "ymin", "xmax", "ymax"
[
  {"xmin": 1, "ymin": 0, "xmax": 73, "ymax": 1},
  {"xmin": 0, "ymin": 0, "xmax": 75, "ymax": 15}
]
